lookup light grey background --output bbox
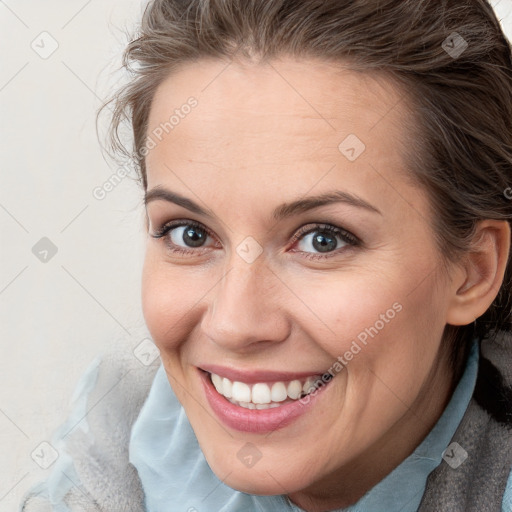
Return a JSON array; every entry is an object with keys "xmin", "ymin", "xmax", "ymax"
[{"xmin": 1, "ymin": 1, "xmax": 511, "ymax": 510}]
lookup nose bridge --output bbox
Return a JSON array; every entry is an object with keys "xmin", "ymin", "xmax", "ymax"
[{"xmin": 202, "ymin": 254, "xmax": 289, "ymax": 349}]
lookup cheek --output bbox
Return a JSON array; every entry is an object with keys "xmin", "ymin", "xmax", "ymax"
[
  {"xmin": 296, "ymin": 261, "xmax": 447, "ymax": 376},
  {"xmin": 333, "ymin": 269, "xmax": 449, "ymax": 419},
  {"xmin": 287, "ymin": 268, "xmax": 408, "ymax": 355},
  {"xmin": 141, "ymin": 251, "xmax": 200, "ymax": 351}
]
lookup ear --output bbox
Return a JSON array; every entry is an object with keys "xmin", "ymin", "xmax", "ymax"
[{"xmin": 446, "ymin": 220, "xmax": 511, "ymax": 326}]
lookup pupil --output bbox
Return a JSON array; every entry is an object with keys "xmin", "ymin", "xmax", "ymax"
[
  {"xmin": 312, "ymin": 231, "xmax": 337, "ymax": 253},
  {"xmin": 183, "ymin": 226, "xmax": 206, "ymax": 247}
]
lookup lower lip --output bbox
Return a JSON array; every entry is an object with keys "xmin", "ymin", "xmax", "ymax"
[{"xmin": 199, "ymin": 370, "xmax": 329, "ymax": 433}]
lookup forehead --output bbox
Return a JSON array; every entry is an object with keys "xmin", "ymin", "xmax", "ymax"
[
  {"xmin": 145, "ymin": 57, "xmax": 419, "ymax": 218},
  {"xmin": 147, "ymin": 57, "xmax": 408, "ymax": 143}
]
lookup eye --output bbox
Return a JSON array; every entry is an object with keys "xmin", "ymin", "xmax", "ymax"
[
  {"xmin": 150, "ymin": 219, "xmax": 359, "ymax": 260},
  {"xmin": 150, "ymin": 220, "xmax": 218, "ymax": 255},
  {"xmin": 168, "ymin": 224, "xmax": 208, "ymax": 248},
  {"xmin": 290, "ymin": 223, "xmax": 358, "ymax": 259}
]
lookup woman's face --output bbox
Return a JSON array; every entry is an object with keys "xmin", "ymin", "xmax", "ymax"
[{"xmin": 141, "ymin": 58, "xmax": 457, "ymax": 506}]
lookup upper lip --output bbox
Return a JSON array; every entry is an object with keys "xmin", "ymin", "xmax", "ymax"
[{"xmin": 198, "ymin": 364, "xmax": 324, "ymax": 383}]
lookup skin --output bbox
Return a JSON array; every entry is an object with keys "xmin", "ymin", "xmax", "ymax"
[{"xmin": 140, "ymin": 57, "xmax": 509, "ymax": 511}]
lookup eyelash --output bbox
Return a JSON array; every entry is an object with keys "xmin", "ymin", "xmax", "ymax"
[{"xmin": 150, "ymin": 219, "xmax": 359, "ymax": 260}]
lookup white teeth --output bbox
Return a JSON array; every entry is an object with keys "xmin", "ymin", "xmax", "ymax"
[
  {"xmin": 303, "ymin": 377, "xmax": 317, "ymax": 396},
  {"xmin": 232, "ymin": 381, "xmax": 251, "ymax": 402},
  {"xmin": 209, "ymin": 372, "xmax": 327, "ymax": 407},
  {"xmin": 287, "ymin": 380, "xmax": 303, "ymax": 400},
  {"xmin": 211, "ymin": 373, "xmax": 223, "ymax": 393},
  {"xmin": 252, "ymin": 383, "xmax": 271, "ymax": 404},
  {"xmin": 238, "ymin": 401, "xmax": 256, "ymax": 409},
  {"xmin": 222, "ymin": 378, "xmax": 232, "ymax": 398},
  {"xmin": 271, "ymin": 382, "xmax": 288, "ymax": 402}
]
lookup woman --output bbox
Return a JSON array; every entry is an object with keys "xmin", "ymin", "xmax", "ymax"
[{"xmin": 21, "ymin": 0, "xmax": 512, "ymax": 510}]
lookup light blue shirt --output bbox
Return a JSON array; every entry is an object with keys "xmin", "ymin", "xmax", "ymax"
[{"xmin": 129, "ymin": 339, "xmax": 511, "ymax": 511}]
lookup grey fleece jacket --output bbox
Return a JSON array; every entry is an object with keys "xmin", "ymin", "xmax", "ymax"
[{"xmin": 20, "ymin": 331, "xmax": 512, "ymax": 511}]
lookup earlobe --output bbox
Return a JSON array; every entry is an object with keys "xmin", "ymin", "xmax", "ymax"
[{"xmin": 446, "ymin": 220, "xmax": 511, "ymax": 326}]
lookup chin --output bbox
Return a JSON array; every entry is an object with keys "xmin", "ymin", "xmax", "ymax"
[
  {"xmin": 221, "ymin": 469, "xmax": 296, "ymax": 496},
  {"xmin": 203, "ymin": 447, "xmax": 313, "ymax": 497}
]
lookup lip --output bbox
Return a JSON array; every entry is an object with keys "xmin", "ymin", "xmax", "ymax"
[
  {"xmin": 199, "ymin": 368, "xmax": 330, "ymax": 433},
  {"xmin": 199, "ymin": 364, "xmax": 325, "ymax": 384}
]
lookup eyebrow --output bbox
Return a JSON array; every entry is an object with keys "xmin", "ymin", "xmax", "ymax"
[{"xmin": 144, "ymin": 186, "xmax": 381, "ymax": 220}]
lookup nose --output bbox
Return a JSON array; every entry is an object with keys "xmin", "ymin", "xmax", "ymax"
[{"xmin": 200, "ymin": 255, "xmax": 291, "ymax": 352}]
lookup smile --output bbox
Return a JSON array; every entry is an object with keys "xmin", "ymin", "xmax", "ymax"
[
  {"xmin": 210, "ymin": 373, "xmax": 322, "ymax": 409},
  {"xmin": 199, "ymin": 367, "xmax": 334, "ymax": 433}
]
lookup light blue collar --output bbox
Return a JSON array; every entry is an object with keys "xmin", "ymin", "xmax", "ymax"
[{"xmin": 129, "ymin": 340, "xmax": 479, "ymax": 512}]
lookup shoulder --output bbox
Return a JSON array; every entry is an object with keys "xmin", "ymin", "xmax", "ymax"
[
  {"xmin": 19, "ymin": 338, "xmax": 160, "ymax": 512},
  {"xmin": 481, "ymin": 332, "xmax": 512, "ymax": 511},
  {"xmin": 420, "ymin": 330, "xmax": 512, "ymax": 511}
]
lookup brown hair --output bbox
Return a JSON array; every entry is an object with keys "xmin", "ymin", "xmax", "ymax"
[{"xmin": 99, "ymin": 0, "xmax": 512, "ymax": 380}]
